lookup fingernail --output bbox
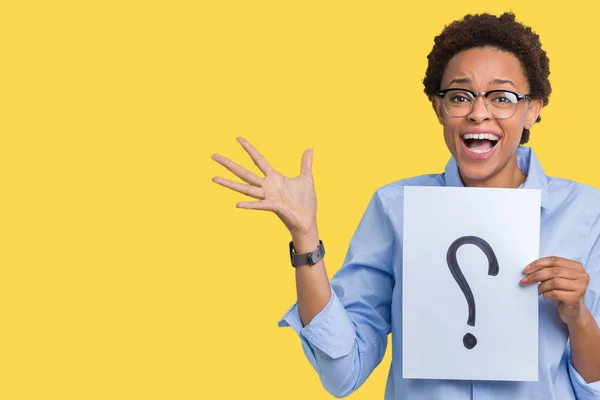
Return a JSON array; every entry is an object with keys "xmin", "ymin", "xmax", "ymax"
[
  {"xmin": 520, "ymin": 277, "xmax": 528, "ymax": 285},
  {"xmin": 523, "ymin": 265, "xmax": 531, "ymax": 273}
]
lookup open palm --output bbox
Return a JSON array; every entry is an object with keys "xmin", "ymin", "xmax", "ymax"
[{"xmin": 211, "ymin": 137, "xmax": 317, "ymax": 238}]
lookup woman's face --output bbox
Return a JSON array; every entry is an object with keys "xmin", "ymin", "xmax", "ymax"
[{"xmin": 432, "ymin": 47, "xmax": 542, "ymax": 188}]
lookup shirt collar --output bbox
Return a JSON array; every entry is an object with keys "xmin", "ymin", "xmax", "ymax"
[{"xmin": 443, "ymin": 145, "xmax": 551, "ymax": 209}]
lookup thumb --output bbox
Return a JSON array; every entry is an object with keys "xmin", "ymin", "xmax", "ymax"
[{"xmin": 300, "ymin": 148, "xmax": 313, "ymax": 176}]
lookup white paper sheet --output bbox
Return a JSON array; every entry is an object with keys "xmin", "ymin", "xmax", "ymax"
[{"xmin": 402, "ymin": 186, "xmax": 540, "ymax": 381}]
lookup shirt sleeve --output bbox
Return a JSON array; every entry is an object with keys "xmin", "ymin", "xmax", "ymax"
[
  {"xmin": 567, "ymin": 234, "xmax": 600, "ymax": 399},
  {"xmin": 278, "ymin": 190, "xmax": 395, "ymax": 398}
]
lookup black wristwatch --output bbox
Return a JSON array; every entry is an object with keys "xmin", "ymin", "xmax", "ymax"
[{"xmin": 289, "ymin": 240, "xmax": 325, "ymax": 268}]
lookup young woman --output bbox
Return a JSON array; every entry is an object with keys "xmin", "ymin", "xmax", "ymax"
[{"xmin": 211, "ymin": 12, "xmax": 600, "ymax": 399}]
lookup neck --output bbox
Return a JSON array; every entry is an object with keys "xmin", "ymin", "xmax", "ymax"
[{"xmin": 460, "ymin": 158, "xmax": 527, "ymax": 189}]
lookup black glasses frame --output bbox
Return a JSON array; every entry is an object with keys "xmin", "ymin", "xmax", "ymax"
[{"xmin": 436, "ymin": 88, "xmax": 530, "ymax": 119}]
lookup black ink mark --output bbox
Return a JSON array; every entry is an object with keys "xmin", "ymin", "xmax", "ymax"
[
  {"xmin": 446, "ymin": 236, "xmax": 499, "ymax": 350},
  {"xmin": 463, "ymin": 333, "xmax": 477, "ymax": 350}
]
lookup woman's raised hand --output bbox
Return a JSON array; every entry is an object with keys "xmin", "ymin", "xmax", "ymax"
[{"xmin": 211, "ymin": 137, "xmax": 318, "ymax": 239}]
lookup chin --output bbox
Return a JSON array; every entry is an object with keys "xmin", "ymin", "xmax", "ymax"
[
  {"xmin": 457, "ymin": 158, "xmax": 496, "ymax": 177},
  {"xmin": 460, "ymin": 168, "xmax": 498, "ymax": 185}
]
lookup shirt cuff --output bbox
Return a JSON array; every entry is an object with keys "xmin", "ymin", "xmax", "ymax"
[
  {"xmin": 568, "ymin": 358, "xmax": 600, "ymax": 399},
  {"xmin": 567, "ymin": 316, "xmax": 600, "ymax": 399},
  {"xmin": 278, "ymin": 287, "xmax": 356, "ymax": 359}
]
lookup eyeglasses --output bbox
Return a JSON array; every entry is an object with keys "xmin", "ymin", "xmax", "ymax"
[{"xmin": 437, "ymin": 88, "xmax": 530, "ymax": 119}]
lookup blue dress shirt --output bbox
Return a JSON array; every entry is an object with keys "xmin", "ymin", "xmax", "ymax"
[{"xmin": 279, "ymin": 146, "xmax": 600, "ymax": 399}]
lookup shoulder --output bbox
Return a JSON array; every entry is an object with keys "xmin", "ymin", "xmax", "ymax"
[
  {"xmin": 547, "ymin": 176, "xmax": 600, "ymax": 214},
  {"xmin": 546, "ymin": 177, "xmax": 600, "ymax": 242}
]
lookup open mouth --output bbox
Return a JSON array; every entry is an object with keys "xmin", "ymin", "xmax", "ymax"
[{"xmin": 462, "ymin": 133, "xmax": 500, "ymax": 154}]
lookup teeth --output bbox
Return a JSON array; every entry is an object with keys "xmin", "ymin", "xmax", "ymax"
[{"xmin": 463, "ymin": 133, "xmax": 499, "ymax": 141}]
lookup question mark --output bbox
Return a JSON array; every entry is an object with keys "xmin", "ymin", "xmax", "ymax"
[{"xmin": 446, "ymin": 236, "xmax": 499, "ymax": 350}]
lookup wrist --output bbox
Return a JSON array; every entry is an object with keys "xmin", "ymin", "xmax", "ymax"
[
  {"xmin": 567, "ymin": 308, "xmax": 594, "ymax": 332},
  {"xmin": 291, "ymin": 226, "xmax": 320, "ymax": 253}
]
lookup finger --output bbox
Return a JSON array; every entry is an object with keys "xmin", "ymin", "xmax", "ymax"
[
  {"xmin": 300, "ymin": 148, "xmax": 313, "ymax": 176},
  {"xmin": 524, "ymin": 256, "xmax": 582, "ymax": 274},
  {"xmin": 541, "ymin": 289, "xmax": 580, "ymax": 304},
  {"xmin": 212, "ymin": 176, "xmax": 264, "ymax": 199},
  {"xmin": 211, "ymin": 153, "xmax": 264, "ymax": 186},
  {"xmin": 538, "ymin": 277, "xmax": 579, "ymax": 295},
  {"xmin": 236, "ymin": 199, "xmax": 278, "ymax": 212},
  {"xmin": 521, "ymin": 266, "xmax": 580, "ymax": 285},
  {"xmin": 236, "ymin": 137, "xmax": 273, "ymax": 175}
]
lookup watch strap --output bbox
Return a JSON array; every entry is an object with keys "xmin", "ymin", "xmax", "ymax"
[{"xmin": 289, "ymin": 240, "xmax": 325, "ymax": 268}]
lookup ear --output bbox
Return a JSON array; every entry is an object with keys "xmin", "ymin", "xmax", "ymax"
[
  {"xmin": 525, "ymin": 99, "xmax": 543, "ymax": 129},
  {"xmin": 431, "ymin": 96, "xmax": 444, "ymax": 125}
]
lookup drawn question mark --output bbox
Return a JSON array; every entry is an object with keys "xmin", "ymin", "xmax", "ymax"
[{"xmin": 446, "ymin": 236, "xmax": 499, "ymax": 350}]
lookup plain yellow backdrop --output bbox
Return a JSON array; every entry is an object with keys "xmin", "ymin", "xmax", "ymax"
[{"xmin": 2, "ymin": 1, "xmax": 600, "ymax": 399}]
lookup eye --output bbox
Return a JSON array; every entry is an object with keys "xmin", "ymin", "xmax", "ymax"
[
  {"xmin": 489, "ymin": 92, "xmax": 518, "ymax": 104},
  {"xmin": 491, "ymin": 96, "xmax": 510, "ymax": 103},
  {"xmin": 448, "ymin": 92, "xmax": 472, "ymax": 103}
]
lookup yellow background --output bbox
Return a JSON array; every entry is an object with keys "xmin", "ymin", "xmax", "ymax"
[{"xmin": 2, "ymin": 1, "xmax": 600, "ymax": 399}]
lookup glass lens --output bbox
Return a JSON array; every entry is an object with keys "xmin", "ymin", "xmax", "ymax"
[
  {"xmin": 486, "ymin": 91, "xmax": 518, "ymax": 118},
  {"xmin": 443, "ymin": 90, "xmax": 474, "ymax": 117}
]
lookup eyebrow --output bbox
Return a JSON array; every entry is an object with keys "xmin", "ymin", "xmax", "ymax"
[
  {"xmin": 491, "ymin": 78, "xmax": 516, "ymax": 88},
  {"xmin": 447, "ymin": 78, "xmax": 472, "ymax": 86},
  {"xmin": 446, "ymin": 78, "xmax": 517, "ymax": 88}
]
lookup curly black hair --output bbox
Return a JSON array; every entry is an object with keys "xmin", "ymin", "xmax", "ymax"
[{"xmin": 423, "ymin": 12, "xmax": 551, "ymax": 144}]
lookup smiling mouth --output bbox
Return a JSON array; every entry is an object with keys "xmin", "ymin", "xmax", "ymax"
[{"xmin": 462, "ymin": 133, "xmax": 500, "ymax": 154}]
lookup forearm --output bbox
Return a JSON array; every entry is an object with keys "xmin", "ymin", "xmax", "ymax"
[
  {"xmin": 280, "ymin": 192, "xmax": 395, "ymax": 397},
  {"xmin": 568, "ymin": 309, "xmax": 600, "ymax": 383},
  {"xmin": 292, "ymin": 227, "xmax": 332, "ymax": 327}
]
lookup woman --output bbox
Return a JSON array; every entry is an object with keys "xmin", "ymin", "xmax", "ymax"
[{"xmin": 211, "ymin": 12, "xmax": 600, "ymax": 399}]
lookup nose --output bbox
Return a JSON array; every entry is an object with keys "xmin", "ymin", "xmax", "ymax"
[{"xmin": 467, "ymin": 95, "xmax": 492, "ymax": 123}]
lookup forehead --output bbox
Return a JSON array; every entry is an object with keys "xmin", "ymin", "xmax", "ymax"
[{"xmin": 441, "ymin": 47, "xmax": 528, "ymax": 89}]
